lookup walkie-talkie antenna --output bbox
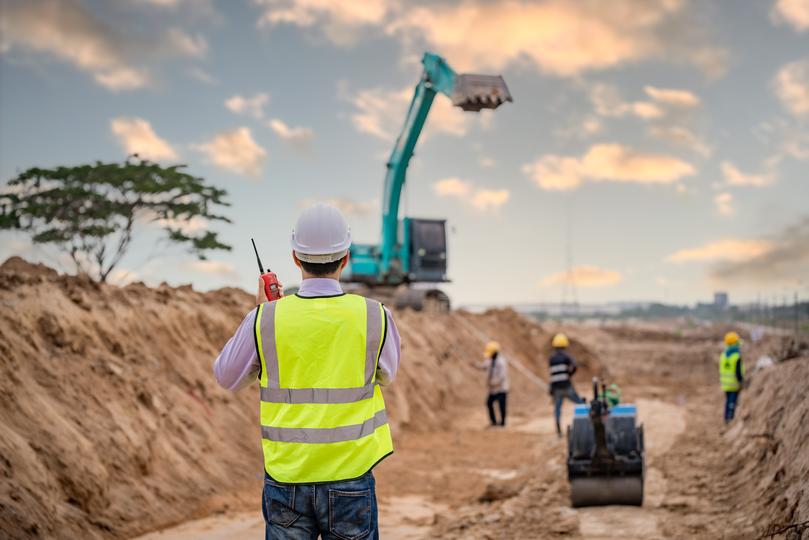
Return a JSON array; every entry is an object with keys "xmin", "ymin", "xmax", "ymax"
[{"xmin": 251, "ymin": 238, "xmax": 268, "ymax": 272}]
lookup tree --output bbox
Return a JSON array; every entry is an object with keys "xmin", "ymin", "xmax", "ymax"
[{"xmin": 0, "ymin": 157, "xmax": 231, "ymax": 282}]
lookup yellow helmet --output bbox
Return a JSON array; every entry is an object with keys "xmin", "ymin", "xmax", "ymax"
[
  {"xmin": 484, "ymin": 341, "xmax": 500, "ymax": 356},
  {"xmin": 552, "ymin": 333, "xmax": 570, "ymax": 348},
  {"xmin": 724, "ymin": 331, "xmax": 740, "ymax": 346}
]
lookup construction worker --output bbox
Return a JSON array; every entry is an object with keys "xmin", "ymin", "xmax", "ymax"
[
  {"xmin": 213, "ymin": 204, "xmax": 401, "ymax": 539},
  {"xmin": 600, "ymin": 383, "xmax": 622, "ymax": 407},
  {"xmin": 479, "ymin": 341, "xmax": 509, "ymax": 427},
  {"xmin": 548, "ymin": 333, "xmax": 584, "ymax": 436},
  {"xmin": 720, "ymin": 331, "xmax": 744, "ymax": 423}
]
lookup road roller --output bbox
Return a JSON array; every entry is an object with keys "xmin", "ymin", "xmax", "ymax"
[{"xmin": 566, "ymin": 378, "xmax": 645, "ymax": 507}]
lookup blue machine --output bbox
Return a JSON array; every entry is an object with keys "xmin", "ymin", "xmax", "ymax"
[
  {"xmin": 343, "ymin": 52, "xmax": 512, "ymax": 311},
  {"xmin": 567, "ymin": 379, "xmax": 645, "ymax": 507}
]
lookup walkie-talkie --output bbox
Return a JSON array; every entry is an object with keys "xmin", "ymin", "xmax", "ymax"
[{"xmin": 251, "ymin": 238, "xmax": 282, "ymax": 301}]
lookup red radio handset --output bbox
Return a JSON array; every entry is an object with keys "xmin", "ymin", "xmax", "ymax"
[{"xmin": 251, "ymin": 238, "xmax": 282, "ymax": 301}]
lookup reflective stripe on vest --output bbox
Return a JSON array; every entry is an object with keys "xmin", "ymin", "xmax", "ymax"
[
  {"xmin": 719, "ymin": 350, "xmax": 741, "ymax": 392},
  {"xmin": 254, "ymin": 294, "xmax": 393, "ymax": 483},
  {"xmin": 549, "ymin": 362, "xmax": 570, "ymax": 383}
]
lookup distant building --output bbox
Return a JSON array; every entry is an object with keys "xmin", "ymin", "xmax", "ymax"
[{"xmin": 714, "ymin": 292, "xmax": 729, "ymax": 310}]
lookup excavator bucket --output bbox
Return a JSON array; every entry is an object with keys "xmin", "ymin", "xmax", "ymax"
[
  {"xmin": 452, "ymin": 74, "xmax": 513, "ymax": 111},
  {"xmin": 567, "ymin": 379, "xmax": 645, "ymax": 507}
]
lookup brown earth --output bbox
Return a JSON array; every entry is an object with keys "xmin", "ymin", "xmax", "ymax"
[{"xmin": 0, "ymin": 257, "xmax": 807, "ymax": 540}]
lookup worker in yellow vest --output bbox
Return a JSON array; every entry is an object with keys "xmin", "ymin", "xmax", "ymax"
[
  {"xmin": 214, "ymin": 204, "xmax": 401, "ymax": 539},
  {"xmin": 719, "ymin": 331, "xmax": 744, "ymax": 423}
]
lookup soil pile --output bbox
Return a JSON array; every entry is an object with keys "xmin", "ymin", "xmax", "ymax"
[
  {"xmin": 0, "ymin": 258, "xmax": 261, "ymax": 540},
  {"xmin": 723, "ymin": 354, "xmax": 809, "ymax": 538},
  {"xmin": 0, "ymin": 258, "xmax": 556, "ymax": 539}
]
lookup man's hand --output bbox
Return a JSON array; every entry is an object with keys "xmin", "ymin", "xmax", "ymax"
[{"xmin": 256, "ymin": 275, "xmax": 283, "ymax": 305}]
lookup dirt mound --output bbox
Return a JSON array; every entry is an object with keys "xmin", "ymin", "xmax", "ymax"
[
  {"xmin": 0, "ymin": 260, "xmax": 261, "ymax": 540},
  {"xmin": 722, "ymin": 356, "xmax": 809, "ymax": 539},
  {"xmin": 0, "ymin": 256, "xmax": 59, "ymax": 279},
  {"xmin": 0, "ymin": 259, "xmax": 551, "ymax": 539}
]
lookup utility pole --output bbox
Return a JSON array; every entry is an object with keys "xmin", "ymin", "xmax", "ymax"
[
  {"xmin": 794, "ymin": 291, "xmax": 799, "ymax": 337},
  {"xmin": 560, "ymin": 195, "xmax": 579, "ymax": 319}
]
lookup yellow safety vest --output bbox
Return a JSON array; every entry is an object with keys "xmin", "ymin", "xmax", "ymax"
[
  {"xmin": 719, "ymin": 349, "xmax": 742, "ymax": 392},
  {"xmin": 254, "ymin": 293, "xmax": 393, "ymax": 484}
]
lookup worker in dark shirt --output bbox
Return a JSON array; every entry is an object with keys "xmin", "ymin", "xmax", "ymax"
[{"xmin": 548, "ymin": 333, "xmax": 584, "ymax": 436}]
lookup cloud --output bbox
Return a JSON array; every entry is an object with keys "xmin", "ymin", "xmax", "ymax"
[
  {"xmin": 136, "ymin": 0, "xmax": 219, "ymax": 17},
  {"xmin": 187, "ymin": 66, "xmax": 218, "ymax": 85},
  {"xmin": 107, "ymin": 268, "xmax": 140, "ymax": 286},
  {"xmin": 434, "ymin": 177, "xmax": 471, "ymax": 197},
  {"xmin": 649, "ymin": 125, "xmax": 712, "ymax": 157},
  {"xmin": 157, "ymin": 215, "xmax": 209, "ymax": 234},
  {"xmin": 346, "ymin": 86, "xmax": 471, "ymax": 141},
  {"xmin": 300, "ymin": 197, "xmax": 377, "ymax": 217},
  {"xmin": 591, "ymin": 83, "xmax": 699, "ymax": 119},
  {"xmin": 268, "ymin": 119, "xmax": 314, "ymax": 149},
  {"xmin": 110, "ymin": 117, "xmax": 178, "ymax": 161},
  {"xmin": 433, "ymin": 177, "xmax": 509, "ymax": 211},
  {"xmin": 773, "ymin": 58, "xmax": 809, "ymax": 117},
  {"xmin": 388, "ymin": 0, "xmax": 723, "ymax": 78},
  {"xmin": 470, "ymin": 189, "xmax": 510, "ymax": 211},
  {"xmin": 643, "ymin": 86, "xmax": 700, "ymax": 108},
  {"xmin": 192, "ymin": 127, "xmax": 267, "ymax": 177},
  {"xmin": 225, "ymin": 93, "xmax": 270, "ymax": 119},
  {"xmin": 182, "ymin": 260, "xmax": 239, "ymax": 279},
  {"xmin": 666, "ymin": 239, "xmax": 773, "ymax": 263},
  {"xmin": 541, "ymin": 265, "xmax": 622, "ymax": 288},
  {"xmin": 254, "ymin": 0, "xmax": 392, "ymax": 44},
  {"xmin": 714, "ymin": 192, "xmax": 734, "ymax": 217},
  {"xmin": 721, "ymin": 161, "xmax": 775, "ymax": 187},
  {"xmin": 590, "ymin": 83, "xmax": 709, "ymax": 156},
  {"xmin": 480, "ymin": 157, "xmax": 496, "ymax": 168},
  {"xmin": 165, "ymin": 27, "xmax": 207, "ymax": 58},
  {"xmin": 771, "ymin": 0, "xmax": 809, "ymax": 32},
  {"xmin": 0, "ymin": 0, "xmax": 208, "ymax": 91},
  {"xmin": 756, "ymin": 118, "xmax": 809, "ymax": 167},
  {"xmin": 709, "ymin": 217, "xmax": 809, "ymax": 286},
  {"xmin": 523, "ymin": 144, "xmax": 695, "ymax": 191}
]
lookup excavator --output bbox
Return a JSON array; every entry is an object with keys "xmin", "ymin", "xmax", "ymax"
[{"xmin": 341, "ymin": 52, "xmax": 512, "ymax": 311}]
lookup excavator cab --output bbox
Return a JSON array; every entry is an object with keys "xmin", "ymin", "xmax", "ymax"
[{"xmin": 406, "ymin": 218, "xmax": 448, "ymax": 282}]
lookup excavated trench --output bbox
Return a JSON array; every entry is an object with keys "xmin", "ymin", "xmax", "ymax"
[
  {"xmin": 0, "ymin": 259, "xmax": 805, "ymax": 540},
  {"xmin": 134, "ymin": 320, "xmax": 732, "ymax": 540}
]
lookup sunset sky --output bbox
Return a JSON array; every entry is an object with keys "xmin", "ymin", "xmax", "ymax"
[{"xmin": 1, "ymin": 0, "xmax": 808, "ymax": 306}]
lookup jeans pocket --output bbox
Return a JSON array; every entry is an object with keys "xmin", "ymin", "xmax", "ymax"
[
  {"xmin": 328, "ymin": 488, "xmax": 371, "ymax": 540},
  {"xmin": 263, "ymin": 480, "xmax": 299, "ymax": 528}
]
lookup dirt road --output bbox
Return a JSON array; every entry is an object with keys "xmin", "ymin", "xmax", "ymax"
[{"xmin": 135, "ymin": 322, "xmax": 734, "ymax": 539}]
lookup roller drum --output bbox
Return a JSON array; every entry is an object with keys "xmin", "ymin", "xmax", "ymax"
[{"xmin": 569, "ymin": 476, "xmax": 644, "ymax": 508}]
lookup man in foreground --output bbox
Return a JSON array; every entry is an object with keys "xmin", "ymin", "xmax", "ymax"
[
  {"xmin": 214, "ymin": 204, "xmax": 401, "ymax": 539},
  {"xmin": 720, "ymin": 331, "xmax": 744, "ymax": 423},
  {"xmin": 548, "ymin": 333, "xmax": 585, "ymax": 437}
]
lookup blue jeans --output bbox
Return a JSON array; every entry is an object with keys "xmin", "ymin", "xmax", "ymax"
[
  {"xmin": 724, "ymin": 391, "xmax": 739, "ymax": 423},
  {"xmin": 262, "ymin": 471, "xmax": 378, "ymax": 540},
  {"xmin": 552, "ymin": 385, "xmax": 584, "ymax": 432}
]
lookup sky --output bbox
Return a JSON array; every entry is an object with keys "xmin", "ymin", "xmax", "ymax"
[{"xmin": 1, "ymin": 0, "xmax": 808, "ymax": 307}]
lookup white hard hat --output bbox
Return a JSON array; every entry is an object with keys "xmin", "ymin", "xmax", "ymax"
[{"xmin": 291, "ymin": 204, "xmax": 351, "ymax": 263}]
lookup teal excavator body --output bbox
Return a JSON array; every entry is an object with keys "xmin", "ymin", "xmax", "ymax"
[{"xmin": 343, "ymin": 52, "xmax": 512, "ymax": 310}]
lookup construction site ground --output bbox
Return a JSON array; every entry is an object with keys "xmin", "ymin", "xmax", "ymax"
[
  {"xmin": 134, "ymin": 324, "xmax": 729, "ymax": 540},
  {"xmin": 1, "ymin": 258, "xmax": 806, "ymax": 539}
]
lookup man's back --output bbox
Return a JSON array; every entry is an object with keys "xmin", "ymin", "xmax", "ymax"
[{"xmin": 549, "ymin": 350, "xmax": 576, "ymax": 389}]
